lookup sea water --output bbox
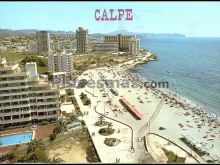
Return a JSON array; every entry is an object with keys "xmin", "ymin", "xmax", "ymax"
[{"xmin": 136, "ymin": 37, "xmax": 220, "ymax": 115}]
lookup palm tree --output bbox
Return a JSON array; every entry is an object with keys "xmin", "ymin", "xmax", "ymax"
[
  {"xmin": 107, "ymin": 122, "xmax": 113, "ymax": 133},
  {"xmin": 98, "ymin": 115, "xmax": 105, "ymax": 124}
]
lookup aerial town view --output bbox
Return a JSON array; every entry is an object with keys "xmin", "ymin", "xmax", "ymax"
[{"xmin": 0, "ymin": 1, "xmax": 220, "ymax": 164}]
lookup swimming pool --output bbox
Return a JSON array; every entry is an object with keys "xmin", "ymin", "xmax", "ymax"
[{"xmin": 0, "ymin": 132, "xmax": 33, "ymax": 147}]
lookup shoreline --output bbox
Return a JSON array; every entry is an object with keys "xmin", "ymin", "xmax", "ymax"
[{"xmin": 119, "ymin": 52, "xmax": 220, "ymax": 123}]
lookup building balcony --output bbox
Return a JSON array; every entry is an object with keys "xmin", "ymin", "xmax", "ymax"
[
  {"xmin": 30, "ymin": 100, "xmax": 59, "ymax": 106},
  {"xmin": 0, "ymin": 110, "xmax": 31, "ymax": 117},
  {"xmin": 37, "ymin": 114, "xmax": 59, "ymax": 120},
  {"xmin": 0, "ymin": 91, "xmax": 29, "ymax": 97},
  {"xmin": 0, "ymin": 97, "xmax": 29, "ymax": 103},
  {"xmin": 0, "ymin": 86, "xmax": 28, "ymax": 90},
  {"xmin": 0, "ymin": 79, "xmax": 27, "ymax": 84},
  {"xmin": 0, "ymin": 72, "xmax": 27, "ymax": 78},
  {"xmin": 29, "ymin": 95, "xmax": 59, "ymax": 100},
  {"xmin": 0, "ymin": 117, "xmax": 31, "ymax": 125},
  {"xmin": 32, "ymin": 107, "xmax": 60, "ymax": 113},
  {"xmin": 33, "ymin": 89, "xmax": 59, "ymax": 94},
  {"xmin": 0, "ymin": 103, "xmax": 30, "ymax": 110}
]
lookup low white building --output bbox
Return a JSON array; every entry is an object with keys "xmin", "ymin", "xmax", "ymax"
[
  {"xmin": 51, "ymin": 72, "xmax": 68, "ymax": 88},
  {"xmin": 16, "ymin": 46, "xmax": 27, "ymax": 53},
  {"xmin": 0, "ymin": 46, "xmax": 7, "ymax": 52}
]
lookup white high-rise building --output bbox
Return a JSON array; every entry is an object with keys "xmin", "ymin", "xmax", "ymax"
[
  {"xmin": 129, "ymin": 38, "xmax": 140, "ymax": 55},
  {"xmin": 37, "ymin": 31, "xmax": 51, "ymax": 55},
  {"xmin": 48, "ymin": 52, "xmax": 74, "ymax": 73}
]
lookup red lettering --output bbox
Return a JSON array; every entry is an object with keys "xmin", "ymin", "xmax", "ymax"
[
  {"xmin": 101, "ymin": 9, "xmax": 109, "ymax": 21},
  {"xmin": 110, "ymin": 9, "xmax": 117, "ymax": 21},
  {"xmin": 95, "ymin": 9, "xmax": 133, "ymax": 21},
  {"xmin": 118, "ymin": 9, "xmax": 124, "ymax": 21},
  {"xmin": 95, "ymin": 9, "xmax": 100, "ymax": 21},
  {"xmin": 125, "ymin": 9, "xmax": 133, "ymax": 21}
]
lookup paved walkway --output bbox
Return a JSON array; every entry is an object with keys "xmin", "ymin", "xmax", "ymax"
[{"xmin": 74, "ymin": 70, "xmax": 157, "ymax": 163}]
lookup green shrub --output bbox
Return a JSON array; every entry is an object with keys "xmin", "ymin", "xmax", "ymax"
[
  {"xmin": 49, "ymin": 133, "xmax": 57, "ymax": 141},
  {"xmin": 84, "ymin": 99, "xmax": 91, "ymax": 105}
]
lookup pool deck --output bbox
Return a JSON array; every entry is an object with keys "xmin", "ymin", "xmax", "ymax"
[{"xmin": 0, "ymin": 124, "xmax": 55, "ymax": 153}]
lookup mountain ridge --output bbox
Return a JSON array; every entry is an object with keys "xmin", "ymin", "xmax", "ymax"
[{"xmin": 0, "ymin": 29, "xmax": 186, "ymax": 38}]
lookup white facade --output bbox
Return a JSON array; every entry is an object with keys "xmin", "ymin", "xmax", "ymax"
[
  {"xmin": 48, "ymin": 52, "xmax": 74, "ymax": 73},
  {"xmin": 25, "ymin": 62, "xmax": 39, "ymax": 80},
  {"xmin": 129, "ymin": 38, "xmax": 140, "ymax": 55},
  {"xmin": 58, "ymin": 52, "xmax": 74, "ymax": 72},
  {"xmin": 0, "ymin": 46, "xmax": 7, "ymax": 52}
]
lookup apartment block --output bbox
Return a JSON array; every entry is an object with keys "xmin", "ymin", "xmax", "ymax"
[
  {"xmin": 36, "ymin": 31, "xmax": 51, "ymax": 55},
  {"xmin": 0, "ymin": 58, "xmax": 61, "ymax": 128},
  {"xmin": 129, "ymin": 38, "xmax": 140, "ymax": 55},
  {"xmin": 48, "ymin": 52, "xmax": 74, "ymax": 73},
  {"xmin": 76, "ymin": 27, "xmax": 88, "ymax": 54}
]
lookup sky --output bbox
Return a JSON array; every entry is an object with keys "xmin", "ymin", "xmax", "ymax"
[{"xmin": 1, "ymin": 1, "xmax": 220, "ymax": 37}]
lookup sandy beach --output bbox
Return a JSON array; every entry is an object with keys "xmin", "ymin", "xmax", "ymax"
[{"xmin": 73, "ymin": 53, "xmax": 220, "ymax": 163}]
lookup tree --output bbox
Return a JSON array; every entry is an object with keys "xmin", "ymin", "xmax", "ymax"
[
  {"xmin": 26, "ymin": 140, "xmax": 50, "ymax": 163},
  {"xmin": 53, "ymin": 120, "xmax": 67, "ymax": 134},
  {"xmin": 98, "ymin": 115, "xmax": 105, "ymax": 124},
  {"xmin": 107, "ymin": 122, "xmax": 113, "ymax": 133},
  {"xmin": 80, "ymin": 93, "xmax": 85, "ymax": 99},
  {"xmin": 84, "ymin": 99, "xmax": 91, "ymax": 105},
  {"xmin": 27, "ymin": 140, "xmax": 46, "ymax": 154},
  {"xmin": 33, "ymin": 147, "xmax": 50, "ymax": 163}
]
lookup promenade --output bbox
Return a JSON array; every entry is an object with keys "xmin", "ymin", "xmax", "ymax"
[{"xmin": 73, "ymin": 65, "xmax": 220, "ymax": 163}]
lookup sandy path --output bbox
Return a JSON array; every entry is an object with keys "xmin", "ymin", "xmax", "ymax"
[{"xmin": 48, "ymin": 145, "xmax": 88, "ymax": 163}]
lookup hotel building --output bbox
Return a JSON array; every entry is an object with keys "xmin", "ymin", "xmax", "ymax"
[
  {"xmin": 0, "ymin": 58, "xmax": 61, "ymax": 128},
  {"xmin": 104, "ymin": 34, "xmax": 136, "ymax": 52},
  {"xmin": 93, "ymin": 42, "xmax": 118, "ymax": 52},
  {"xmin": 76, "ymin": 27, "xmax": 88, "ymax": 54}
]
